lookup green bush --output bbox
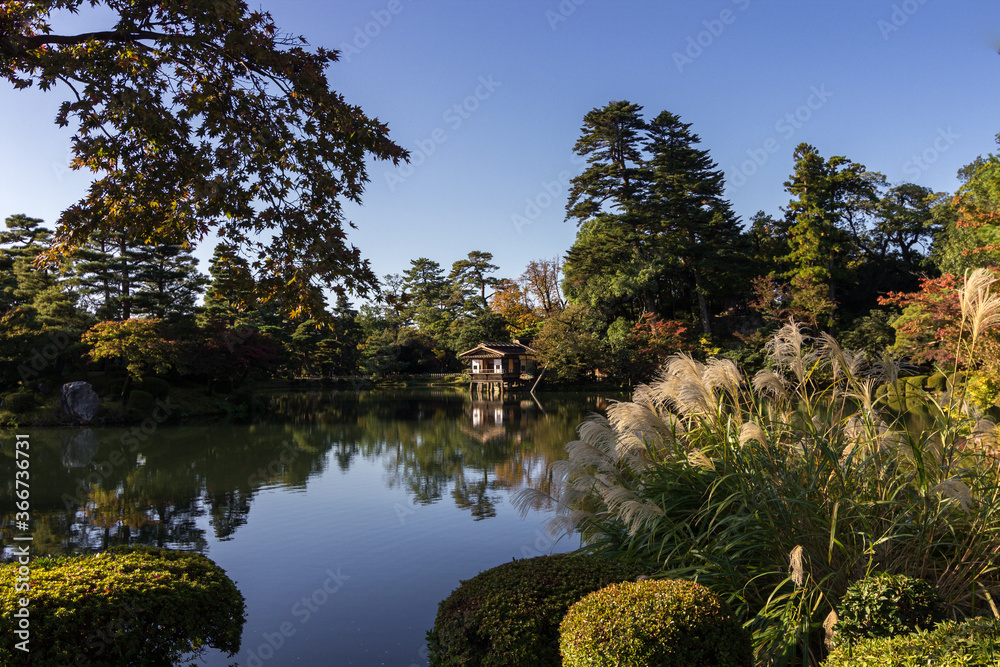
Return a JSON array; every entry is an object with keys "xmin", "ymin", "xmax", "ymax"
[
  {"xmin": 3, "ymin": 391, "xmax": 34, "ymax": 414},
  {"xmin": 426, "ymin": 554, "xmax": 646, "ymax": 667},
  {"xmin": 560, "ymin": 579, "xmax": 753, "ymax": 667},
  {"xmin": 926, "ymin": 372, "xmax": 947, "ymax": 392},
  {"xmin": 0, "ymin": 546, "xmax": 245, "ymax": 666},
  {"xmin": 137, "ymin": 376, "xmax": 171, "ymax": 400},
  {"xmin": 824, "ymin": 618, "xmax": 1000, "ymax": 667},
  {"xmin": 125, "ymin": 388, "xmax": 155, "ymax": 414},
  {"xmin": 834, "ymin": 572, "xmax": 943, "ymax": 648}
]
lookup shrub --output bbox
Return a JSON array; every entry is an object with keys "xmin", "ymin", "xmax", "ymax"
[
  {"xmin": 823, "ymin": 618, "xmax": 1000, "ymax": 667},
  {"xmin": 926, "ymin": 372, "xmax": 948, "ymax": 392},
  {"xmin": 560, "ymin": 579, "xmax": 753, "ymax": 667},
  {"xmin": 125, "ymin": 388, "xmax": 155, "ymax": 415},
  {"xmin": 0, "ymin": 546, "xmax": 245, "ymax": 666},
  {"xmin": 138, "ymin": 376, "xmax": 171, "ymax": 400},
  {"xmin": 834, "ymin": 572, "xmax": 943, "ymax": 647},
  {"xmin": 426, "ymin": 554, "xmax": 646, "ymax": 667},
  {"xmin": 3, "ymin": 391, "xmax": 34, "ymax": 414}
]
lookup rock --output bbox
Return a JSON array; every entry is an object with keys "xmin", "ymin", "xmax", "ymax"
[
  {"xmin": 62, "ymin": 429, "xmax": 99, "ymax": 468},
  {"xmin": 61, "ymin": 381, "xmax": 101, "ymax": 422}
]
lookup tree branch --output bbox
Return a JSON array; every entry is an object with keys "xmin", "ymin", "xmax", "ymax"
[{"xmin": 19, "ymin": 30, "xmax": 197, "ymax": 50}]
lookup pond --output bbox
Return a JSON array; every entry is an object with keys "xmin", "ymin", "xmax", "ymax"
[{"xmin": 0, "ymin": 389, "xmax": 617, "ymax": 665}]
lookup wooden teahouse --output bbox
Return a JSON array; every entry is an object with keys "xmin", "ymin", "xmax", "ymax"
[{"xmin": 459, "ymin": 342, "xmax": 537, "ymax": 396}]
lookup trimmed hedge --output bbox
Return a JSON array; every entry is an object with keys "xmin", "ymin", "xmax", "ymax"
[
  {"xmin": 834, "ymin": 572, "xmax": 943, "ymax": 648},
  {"xmin": 560, "ymin": 579, "xmax": 753, "ymax": 667},
  {"xmin": 0, "ymin": 546, "xmax": 245, "ymax": 666},
  {"xmin": 427, "ymin": 554, "xmax": 646, "ymax": 667},
  {"xmin": 824, "ymin": 618, "xmax": 1000, "ymax": 667}
]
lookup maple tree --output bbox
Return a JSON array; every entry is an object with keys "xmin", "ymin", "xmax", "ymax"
[
  {"xmin": 0, "ymin": 0, "xmax": 406, "ymax": 316},
  {"xmin": 878, "ymin": 272, "xmax": 1000, "ymax": 369}
]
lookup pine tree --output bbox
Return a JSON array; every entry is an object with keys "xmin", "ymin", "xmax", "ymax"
[
  {"xmin": 131, "ymin": 242, "xmax": 208, "ymax": 320},
  {"xmin": 643, "ymin": 111, "xmax": 745, "ymax": 334}
]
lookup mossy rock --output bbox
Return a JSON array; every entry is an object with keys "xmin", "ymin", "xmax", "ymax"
[
  {"xmin": 824, "ymin": 618, "xmax": 1000, "ymax": 667},
  {"xmin": 3, "ymin": 391, "xmax": 35, "ymax": 414},
  {"xmin": 137, "ymin": 377, "xmax": 170, "ymax": 400},
  {"xmin": 125, "ymin": 389, "xmax": 155, "ymax": 415},
  {"xmin": 560, "ymin": 579, "xmax": 753, "ymax": 667},
  {"xmin": 427, "ymin": 554, "xmax": 647, "ymax": 667},
  {"xmin": 0, "ymin": 546, "xmax": 245, "ymax": 666}
]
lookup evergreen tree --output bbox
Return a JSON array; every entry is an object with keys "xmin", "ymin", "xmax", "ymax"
[
  {"xmin": 402, "ymin": 258, "xmax": 452, "ymax": 340},
  {"xmin": 781, "ymin": 143, "xmax": 883, "ymax": 326},
  {"xmin": 131, "ymin": 242, "xmax": 208, "ymax": 320},
  {"xmin": 643, "ymin": 111, "xmax": 745, "ymax": 334}
]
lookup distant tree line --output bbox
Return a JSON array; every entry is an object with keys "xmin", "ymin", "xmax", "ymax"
[{"xmin": 3, "ymin": 100, "xmax": 999, "ymax": 391}]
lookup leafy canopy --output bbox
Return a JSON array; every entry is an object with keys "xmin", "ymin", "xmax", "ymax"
[{"xmin": 0, "ymin": 0, "xmax": 407, "ymax": 316}]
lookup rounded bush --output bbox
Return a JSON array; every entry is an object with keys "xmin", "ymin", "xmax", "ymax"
[
  {"xmin": 560, "ymin": 579, "xmax": 752, "ymax": 667},
  {"xmin": 138, "ymin": 376, "xmax": 171, "ymax": 400},
  {"xmin": 834, "ymin": 572, "xmax": 943, "ymax": 647},
  {"xmin": 0, "ymin": 546, "xmax": 245, "ymax": 666},
  {"xmin": 926, "ymin": 372, "xmax": 947, "ymax": 392},
  {"xmin": 427, "ymin": 554, "xmax": 646, "ymax": 667},
  {"xmin": 824, "ymin": 618, "xmax": 1000, "ymax": 667},
  {"xmin": 3, "ymin": 391, "xmax": 35, "ymax": 414},
  {"xmin": 125, "ymin": 388, "xmax": 155, "ymax": 414}
]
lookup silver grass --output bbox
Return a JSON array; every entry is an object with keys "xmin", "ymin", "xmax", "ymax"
[
  {"xmin": 766, "ymin": 320, "xmax": 820, "ymax": 383},
  {"xmin": 753, "ymin": 370, "xmax": 787, "ymax": 401},
  {"xmin": 960, "ymin": 268, "xmax": 1000, "ymax": 349},
  {"xmin": 789, "ymin": 545, "xmax": 806, "ymax": 588},
  {"xmin": 819, "ymin": 332, "xmax": 868, "ymax": 385},
  {"xmin": 687, "ymin": 450, "xmax": 717, "ymax": 471},
  {"xmin": 739, "ymin": 420, "xmax": 767, "ymax": 446},
  {"xmin": 617, "ymin": 499, "xmax": 666, "ymax": 532},
  {"xmin": 703, "ymin": 357, "xmax": 745, "ymax": 399},
  {"xmin": 930, "ymin": 479, "xmax": 974, "ymax": 510}
]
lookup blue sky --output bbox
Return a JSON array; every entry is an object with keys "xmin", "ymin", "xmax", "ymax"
[{"xmin": 2, "ymin": 0, "xmax": 1000, "ymax": 293}]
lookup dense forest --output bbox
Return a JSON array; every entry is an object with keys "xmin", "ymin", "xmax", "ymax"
[{"xmin": 3, "ymin": 99, "xmax": 1000, "ymax": 399}]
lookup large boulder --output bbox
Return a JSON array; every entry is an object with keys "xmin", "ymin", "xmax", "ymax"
[{"xmin": 61, "ymin": 381, "xmax": 101, "ymax": 422}]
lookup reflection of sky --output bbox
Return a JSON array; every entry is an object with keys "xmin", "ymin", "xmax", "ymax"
[{"xmin": 192, "ymin": 446, "xmax": 577, "ymax": 666}]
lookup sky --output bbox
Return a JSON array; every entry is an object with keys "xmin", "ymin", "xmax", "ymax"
[{"xmin": 2, "ymin": 0, "xmax": 1000, "ymax": 295}]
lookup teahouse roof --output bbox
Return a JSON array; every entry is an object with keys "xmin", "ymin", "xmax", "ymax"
[{"xmin": 458, "ymin": 342, "xmax": 537, "ymax": 359}]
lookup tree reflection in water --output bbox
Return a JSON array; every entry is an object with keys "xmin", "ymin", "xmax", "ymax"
[{"xmin": 0, "ymin": 390, "xmax": 617, "ymax": 558}]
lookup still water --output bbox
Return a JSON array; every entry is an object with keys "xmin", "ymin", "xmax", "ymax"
[{"xmin": 0, "ymin": 389, "xmax": 615, "ymax": 665}]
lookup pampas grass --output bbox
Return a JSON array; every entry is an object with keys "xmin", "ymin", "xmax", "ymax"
[{"xmin": 515, "ymin": 318, "xmax": 1000, "ymax": 667}]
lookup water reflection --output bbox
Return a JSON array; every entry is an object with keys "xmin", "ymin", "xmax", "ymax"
[{"xmin": 0, "ymin": 390, "xmax": 615, "ymax": 559}]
